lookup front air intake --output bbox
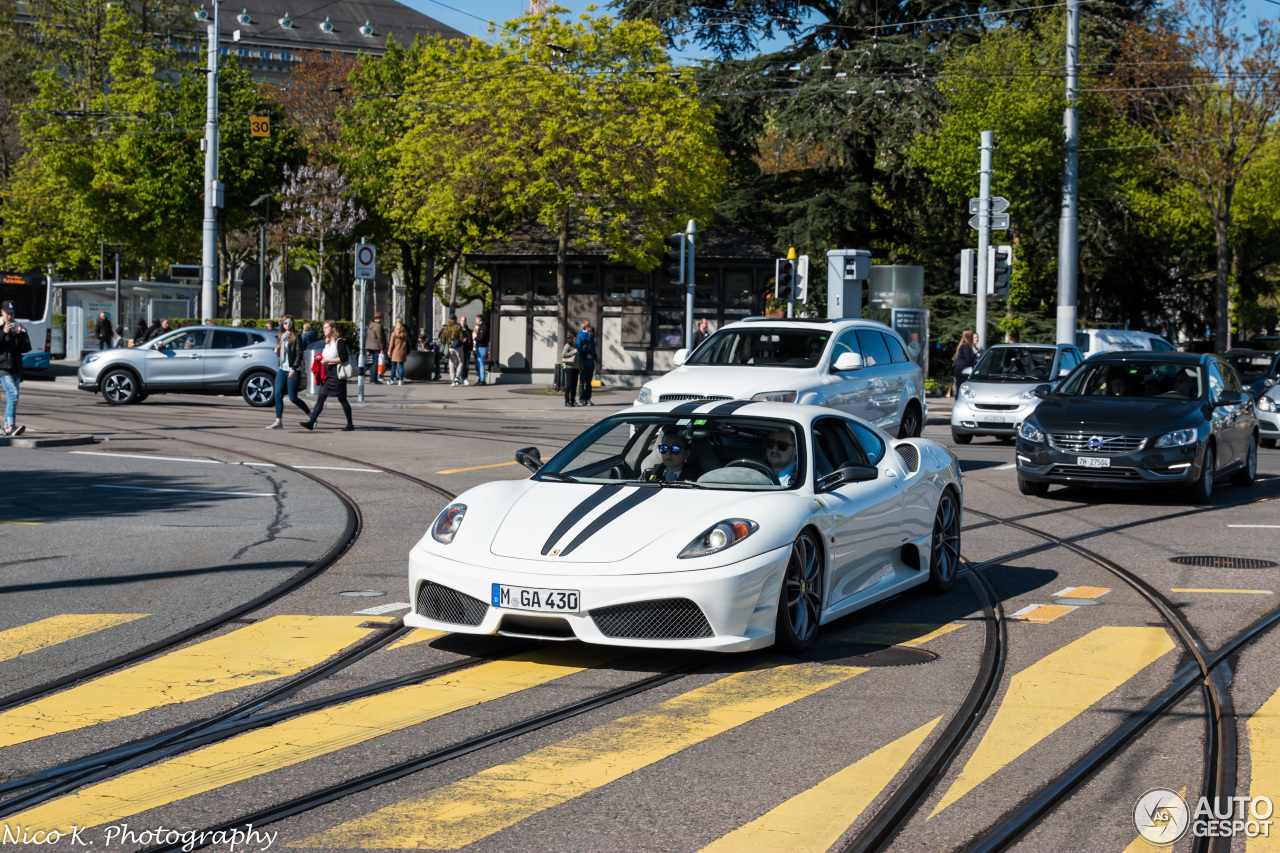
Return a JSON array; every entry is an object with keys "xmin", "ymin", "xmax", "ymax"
[
  {"xmin": 590, "ymin": 598, "xmax": 713, "ymax": 640},
  {"xmin": 416, "ymin": 581, "xmax": 488, "ymax": 626}
]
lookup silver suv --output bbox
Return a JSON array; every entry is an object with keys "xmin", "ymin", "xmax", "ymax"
[
  {"xmin": 77, "ymin": 326, "xmax": 278, "ymax": 407},
  {"xmin": 950, "ymin": 343, "xmax": 1084, "ymax": 443}
]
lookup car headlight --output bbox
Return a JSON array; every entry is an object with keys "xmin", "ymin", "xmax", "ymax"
[
  {"xmin": 1018, "ymin": 389, "xmax": 1038, "ymax": 401},
  {"xmin": 635, "ymin": 386, "xmax": 654, "ymax": 405},
  {"xmin": 1260, "ymin": 395, "xmax": 1276, "ymax": 412},
  {"xmin": 1155, "ymin": 428, "xmax": 1198, "ymax": 448},
  {"xmin": 960, "ymin": 384, "xmax": 976, "ymax": 398},
  {"xmin": 431, "ymin": 503, "xmax": 467, "ymax": 544},
  {"xmin": 678, "ymin": 519, "xmax": 758, "ymax": 559},
  {"xmin": 1019, "ymin": 421, "xmax": 1044, "ymax": 443},
  {"xmin": 82, "ymin": 355, "xmax": 99, "ymax": 365},
  {"xmin": 751, "ymin": 391, "xmax": 797, "ymax": 403}
]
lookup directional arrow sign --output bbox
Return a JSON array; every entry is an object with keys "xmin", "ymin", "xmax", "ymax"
[
  {"xmin": 969, "ymin": 196, "xmax": 1011, "ymax": 214},
  {"xmin": 969, "ymin": 213, "xmax": 1010, "ymax": 231}
]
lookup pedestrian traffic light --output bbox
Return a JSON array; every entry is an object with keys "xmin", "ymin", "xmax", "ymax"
[
  {"xmin": 662, "ymin": 233, "xmax": 685, "ymax": 283},
  {"xmin": 775, "ymin": 258, "xmax": 795, "ymax": 301},
  {"xmin": 955, "ymin": 249, "xmax": 975, "ymax": 295},
  {"xmin": 990, "ymin": 244, "xmax": 1012, "ymax": 298}
]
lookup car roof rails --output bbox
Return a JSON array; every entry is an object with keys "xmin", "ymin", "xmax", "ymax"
[{"xmin": 737, "ymin": 316, "xmax": 844, "ymax": 324}]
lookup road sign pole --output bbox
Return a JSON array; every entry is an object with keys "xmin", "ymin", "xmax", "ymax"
[
  {"xmin": 200, "ymin": 0, "xmax": 220, "ymax": 323},
  {"xmin": 976, "ymin": 131, "xmax": 993, "ymax": 351},
  {"xmin": 684, "ymin": 219, "xmax": 697, "ymax": 348},
  {"xmin": 1057, "ymin": 0, "xmax": 1080, "ymax": 346},
  {"xmin": 357, "ymin": 275, "xmax": 366, "ymax": 403}
]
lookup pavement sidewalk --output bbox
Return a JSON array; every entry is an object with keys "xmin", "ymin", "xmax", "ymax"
[{"xmin": 31, "ymin": 358, "xmax": 954, "ymax": 421}]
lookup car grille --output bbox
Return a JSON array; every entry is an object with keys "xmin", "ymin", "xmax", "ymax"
[
  {"xmin": 590, "ymin": 598, "xmax": 713, "ymax": 640},
  {"xmin": 1048, "ymin": 465, "xmax": 1142, "ymax": 480},
  {"xmin": 894, "ymin": 444, "xmax": 920, "ymax": 473},
  {"xmin": 658, "ymin": 394, "xmax": 733, "ymax": 403},
  {"xmin": 1048, "ymin": 433, "xmax": 1147, "ymax": 454},
  {"xmin": 974, "ymin": 403, "xmax": 1019, "ymax": 411},
  {"xmin": 416, "ymin": 582, "xmax": 488, "ymax": 626}
]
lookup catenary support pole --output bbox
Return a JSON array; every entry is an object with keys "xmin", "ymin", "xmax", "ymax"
[
  {"xmin": 113, "ymin": 251, "xmax": 120, "ymax": 346},
  {"xmin": 684, "ymin": 219, "xmax": 697, "ymax": 348},
  {"xmin": 1057, "ymin": 0, "xmax": 1079, "ymax": 346},
  {"xmin": 200, "ymin": 0, "xmax": 221, "ymax": 322},
  {"xmin": 976, "ymin": 131, "xmax": 993, "ymax": 352}
]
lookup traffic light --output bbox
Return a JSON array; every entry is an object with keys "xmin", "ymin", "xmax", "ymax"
[
  {"xmin": 955, "ymin": 249, "xmax": 975, "ymax": 295},
  {"xmin": 662, "ymin": 233, "xmax": 685, "ymax": 283},
  {"xmin": 989, "ymin": 244, "xmax": 1012, "ymax": 298},
  {"xmin": 775, "ymin": 258, "xmax": 795, "ymax": 301}
]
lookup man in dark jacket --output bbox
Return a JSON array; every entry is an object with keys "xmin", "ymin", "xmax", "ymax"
[
  {"xmin": 473, "ymin": 314, "xmax": 490, "ymax": 385},
  {"xmin": 363, "ymin": 313, "xmax": 387, "ymax": 384},
  {"xmin": 458, "ymin": 316, "xmax": 473, "ymax": 382},
  {"xmin": 96, "ymin": 312, "xmax": 114, "ymax": 350},
  {"xmin": 0, "ymin": 300, "xmax": 32, "ymax": 436}
]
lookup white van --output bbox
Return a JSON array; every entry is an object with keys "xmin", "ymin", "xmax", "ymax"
[{"xmin": 1076, "ymin": 329, "xmax": 1177, "ymax": 358}]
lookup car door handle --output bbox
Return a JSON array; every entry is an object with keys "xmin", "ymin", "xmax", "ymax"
[{"xmin": 240, "ymin": 352, "xmax": 252, "ymax": 358}]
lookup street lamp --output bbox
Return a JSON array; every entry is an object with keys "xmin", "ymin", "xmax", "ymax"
[{"xmin": 249, "ymin": 193, "xmax": 271, "ymax": 318}]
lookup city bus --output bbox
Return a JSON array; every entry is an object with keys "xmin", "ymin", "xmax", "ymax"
[{"xmin": 0, "ymin": 272, "xmax": 53, "ymax": 371}]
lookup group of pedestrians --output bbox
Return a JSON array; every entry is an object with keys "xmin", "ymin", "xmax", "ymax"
[
  {"xmin": 436, "ymin": 312, "xmax": 489, "ymax": 386},
  {"xmin": 560, "ymin": 320, "xmax": 598, "ymax": 407}
]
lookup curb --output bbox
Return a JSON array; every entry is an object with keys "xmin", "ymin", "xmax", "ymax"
[{"xmin": 0, "ymin": 434, "xmax": 98, "ymax": 448}]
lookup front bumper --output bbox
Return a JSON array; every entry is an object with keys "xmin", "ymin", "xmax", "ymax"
[
  {"xmin": 405, "ymin": 544, "xmax": 791, "ymax": 652},
  {"xmin": 1259, "ymin": 408, "xmax": 1279, "ymax": 440},
  {"xmin": 951, "ymin": 398, "xmax": 1036, "ymax": 436},
  {"xmin": 1014, "ymin": 437, "xmax": 1205, "ymax": 487}
]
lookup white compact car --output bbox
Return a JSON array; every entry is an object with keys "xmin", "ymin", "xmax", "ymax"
[
  {"xmin": 1076, "ymin": 329, "xmax": 1178, "ymax": 358},
  {"xmin": 406, "ymin": 401, "xmax": 962, "ymax": 652},
  {"xmin": 634, "ymin": 318, "xmax": 927, "ymax": 438},
  {"xmin": 1258, "ymin": 385, "xmax": 1279, "ymax": 449},
  {"xmin": 950, "ymin": 343, "xmax": 1084, "ymax": 443}
]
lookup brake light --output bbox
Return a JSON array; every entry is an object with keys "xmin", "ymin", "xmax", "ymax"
[{"xmin": 44, "ymin": 328, "xmax": 51, "ymax": 352}]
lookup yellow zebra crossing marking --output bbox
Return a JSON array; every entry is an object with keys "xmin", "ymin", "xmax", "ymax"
[
  {"xmin": 0, "ymin": 615, "xmax": 148, "ymax": 663},
  {"xmin": 1248, "ymin": 685, "xmax": 1280, "ymax": 852},
  {"xmin": 699, "ymin": 716, "xmax": 943, "ymax": 853},
  {"xmin": 930, "ymin": 626, "xmax": 1175, "ymax": 817},
  {"xmin": 3, "ymin": 646, "xmax": 619, "ymax": 838},
  {"xmin": 294, "ymin": 662, "xmax": 865, "ymax": 850},
  {"xmin": 0, "ymin": 615, "xmax": 387, "ymax": 750},
  {"xmin": 387, "ymin": 629, "xmax": 446, "ymax": 650}
]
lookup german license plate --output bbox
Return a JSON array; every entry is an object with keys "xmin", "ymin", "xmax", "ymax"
[
  {"xmin": 1076, "ymin": 456, "xmax": 1110, "ymax": 468},
  {"xmin": 492, "ymin": 583, "xmax": 580, "ymax": 613}
]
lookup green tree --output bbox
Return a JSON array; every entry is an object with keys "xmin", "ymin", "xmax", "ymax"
[{"xmin": 385, "ymin": 10, "xmax": 726, "ymax": 342}]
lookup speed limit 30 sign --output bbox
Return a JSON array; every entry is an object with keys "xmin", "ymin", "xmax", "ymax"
[{"xmin": 354, "ymin": 243, "xmax": 376, "ymax": 279}]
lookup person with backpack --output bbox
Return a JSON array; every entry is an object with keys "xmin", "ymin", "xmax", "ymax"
[
  {"xmin": 439, "ymin": 312, "xmax": 465, "ymax": 386},
  {"xmin": 576, "ymin": 320, "xmax": 597, "ymax": 406}
]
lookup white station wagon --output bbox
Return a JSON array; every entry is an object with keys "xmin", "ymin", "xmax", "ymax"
[{"xmin": 634, "ymin": 318, "xmax": 927, "ymax": 438}]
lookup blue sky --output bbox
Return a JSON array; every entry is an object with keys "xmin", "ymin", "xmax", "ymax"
[{"xmin": 405, "ymin": 0, "xmax": 1278, "ymax": 60}]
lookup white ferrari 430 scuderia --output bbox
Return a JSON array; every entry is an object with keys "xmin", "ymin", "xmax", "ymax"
[{"xmin": 406, "ymin": 400, "xmax": 962, "ymax": 652}]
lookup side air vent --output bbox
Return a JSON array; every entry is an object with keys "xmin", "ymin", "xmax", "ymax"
[
  {"xmin": 416, "ymin": 581, "xmax": 487, "ymax": 626},
  {"xmin": 894, "ymin": 443, "xmax": 920, "ymax": 473},
  {"xmin": 590, "ymin": 599, "xmax": 713, "ymax": 640}
]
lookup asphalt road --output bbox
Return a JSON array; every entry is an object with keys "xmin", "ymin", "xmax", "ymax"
[{"xmin": 1, "ymin": 381, "xmax": 1278, "ymax": 853}]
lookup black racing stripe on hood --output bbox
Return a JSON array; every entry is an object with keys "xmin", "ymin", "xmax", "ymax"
[
  {"xmin": 704, "ymin": 399, "xmax": 756, "ymax": 416},
  {"xmin": 668, "ymin": 401, "xmax": 709, "ymax": 415},
  {"xmin": 540, "ymin": 485, "xmax": 618, "ymax": 556},
  {"xmin": 557, "ymin": 487, "xmax": 662, "ymax": 557}
]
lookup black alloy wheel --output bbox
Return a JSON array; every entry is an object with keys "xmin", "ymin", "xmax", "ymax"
[
  {"xmin": 1189, "ymin": 444, "xmax": 1215, "ymax": 504},
  {"xmin": 242, "ymin": 372, "xmax": 275, "ymax": 407},
  {"xmin": 101, "ymin": 370, "xmax": 139, "ymax": 405},
  {"xmin": 928, "ymin": 489, "xmax": 962, "ymax": 593},
  {"xmin": 898, "ymin": 403, "xmax": 923, "ymax": 439},
  {"xmin": 776, "ymin": 529, "xmax": 823, "ymax": 651},
  {"xmin": 1231, "ymin": 434, "xmax": 1258, "ymax": 487}
]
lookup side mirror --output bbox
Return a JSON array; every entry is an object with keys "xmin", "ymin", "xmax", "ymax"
[
  {"xmin": 962, "ymin": 367, "xmax": 973, "ymax": 376},
  {"xmin": 816, "ymin": 463, "xmax": 878, "ymax": 493},
  {"xmin": 1058, "ymin": 368, "xmax": 1071, "ymax": 377},
  {"xmin": 1215, "ymin": 390, "xmax": 1245, "ymax": 407},
  {"xmin": 1266, "ymin": 378, "xmax": 1275, "ymax": 388},
  {"xmin": 1033, "ymin": 383, "xmax": 1053, "ymax": 399},
  {"xmin": 515, "ymin": 447, "xmax": 543, "ymax": 473},
  {"xmin": 833, "ymin": 352, "xmax": 864, "ymax": 372},
  {"xmin": 672, "ymin": 348, "xmax": 688, "ymax": 367}
]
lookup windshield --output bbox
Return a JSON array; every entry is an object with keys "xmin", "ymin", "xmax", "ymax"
[
  {"xmin": 1228, "ymin": 353, "xmax": 1273, "ymax": 380},
  {"xmin": 971, "ymin": 347, "xmax": 1056, "ymax": 381},
  {"xmin": 1056, "ymin": 361, "xmax": 1203, "ymax": 400},
  {"xmin": 687, "ymin": 328, "xmax": 829, "ymax": 369},
  {"xmin": 537, "ymin": 414, "xmax": 804, "ymax": 491}
]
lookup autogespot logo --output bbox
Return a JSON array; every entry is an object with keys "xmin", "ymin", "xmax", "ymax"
[{"xmin": 1133, "ymin": 789, "xmax": 1275, "ymax": 844}]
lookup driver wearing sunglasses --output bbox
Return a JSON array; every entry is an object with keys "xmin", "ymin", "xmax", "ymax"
[
  {"xmin": 765, "ymin": 429, "xmax": 798, "ymax": 486},
  {"xmin": 644, "ymin": 426, "xmax": 705, "ymax": 483}
]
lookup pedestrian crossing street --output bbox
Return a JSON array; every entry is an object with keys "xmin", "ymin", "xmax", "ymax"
[{"xmin": 0, "ymin": 613, "xmax": 1257, "ymax": 850}]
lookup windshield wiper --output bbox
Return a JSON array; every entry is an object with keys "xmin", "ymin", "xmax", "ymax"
[
  {"xmin": 538, "ymin": 472, "xmax": 581, "ymax": 484},
  {"xmin": 631, "ymin": 479, "xmax": 706, "ymax": 489}
]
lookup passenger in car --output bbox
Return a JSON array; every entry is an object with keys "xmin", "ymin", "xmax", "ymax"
[
  {"xmin": 765, "ymin": 429, "xmax": 798, "ymax": 486},
  {"xmin": 644, "ymin": 427, "xmax": 705, "ymax": 482}
]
